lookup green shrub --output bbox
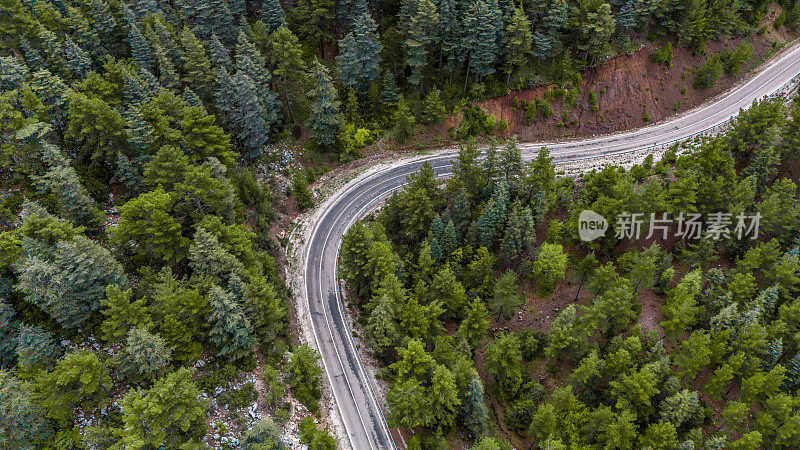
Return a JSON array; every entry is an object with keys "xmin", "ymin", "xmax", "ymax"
[
  {"xmin": 694, "ymin": 54, "xmax": 723, "ymax": 89},
  {"xmin": 652, "ymin": 42, "xmax": 673, "ymax": 67},
  {"xmin": 484, "ymin": 114, "xmax": 497, "ymax": 133},
  {"xmin": 723, "ymin": 41, "xmax": 753, "ymax": 75},
  {"xmin": 565, "ymin": 88, "xmax": 579, "ymax": 108},
  {"xmin": 217, "ymin": 382, "xmax": 258, "ymax": 409},
  {"xmin": 292, "ymin": 175, "xmax": 314, "ymax": 211},
  {"xmin": 643, "ymin": 112, "xmax": 651, "ymax": 123},
  {"xmin": 525, "ymin": 100, "xmax": 537, "ymax": 124},
  {"xmin": 456, "ymin": 105, "xmax": 490, "ymax": 140},
  {"xmin": 589, "ymin": 91, "xmax": 598, "ymax": 111}
]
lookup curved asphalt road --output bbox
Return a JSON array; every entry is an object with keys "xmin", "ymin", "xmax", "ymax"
[{"xmin": 302, "ymin": 43, "xmax": 800, "ymax": 449}]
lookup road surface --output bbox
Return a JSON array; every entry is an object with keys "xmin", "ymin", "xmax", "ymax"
[{"xmin": 301, "ymin": 42, "xmax": 800, "ymax": 449}]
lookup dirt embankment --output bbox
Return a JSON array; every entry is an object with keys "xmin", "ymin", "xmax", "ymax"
[{"xmin": 481, "ymin": 15, "xmax": 795, "ymax": 142}]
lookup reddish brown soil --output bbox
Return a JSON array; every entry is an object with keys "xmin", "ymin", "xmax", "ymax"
[
  {"xmin": 484, "ymin": 21, "xmax": 796, "ymax": 143},
  {"xmin": 369, "ymin": 8, "xmax": 796, "ymax": 155}
]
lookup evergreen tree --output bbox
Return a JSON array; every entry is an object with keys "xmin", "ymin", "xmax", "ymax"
[
  {"xmin": 118, "ymin": 367, "xmax": 209, "ymax": 447},
  {"xmin": 208, "ymin": 34, "xmax": 232, "ymax": 69},
  {"xmin": 178, "ymin": 26, "xmax": 214, "ymax": 98},
  {"xmin": 99, "ymin": 285, "xmax": 151, "ymax": 343},
  {"xmin": 34, "ymin": 164, "xmax": 97, "ymax": 225},
  {"xmin": 37, "ymin": 24, "xmax": 62, "ymax": 70},
  {"xmin": 436, "ymin": 0, "xmax": 459, "ymax": 74},
  {"xmin": 307, "ymin": 60, "xmax": 341, "ymax": 147},
  {"xmin": 335, "ymin": 12, "xmax": 382, "ymax": 91},
  {"xmin": 419, "ymin": 88, "xmax": 446, "ymax": 124},
  {"xmin": 125, "ymin": 106, "xmax": 155, "ymax": 156},
  {"xmin": 90, "ymin": 0, "xmax": 118, "ymax": 41},
  {"xmin": 462, "ymin": 0, "xmax": 501, "ymax": 83},
  {"xmin": 232, "ymin": 70, "xmax": 270, "ymax": 158},
  {"xmin": 33, "ymin": 349, "xmax": 111, "ymax": 423},
  {"xmin": 392, "ymin": 96, "xmax": 416, "ymax": 144},
  {"xmin": 0, "ymin": 371, "xmax": 53, "ymax": 447},
  {"xmin": 15, "ymin": 324, "xmax": 61, "ymax": 369},
  {"xmin": 486, "ymin": 332, "xmax": 523, "ymax": 398},
  {"xmin": 270, "ymin": 26, "xmax": 307, "ymax": 122},
  {"xmin": 208, "ymin": 285, "xmax": 256, "ymax": 361},
  {"xmin": 154, "ymin": 43, "xmax": 180, "ymax": 89},
  {"xmin": 404, "ymin": 0, "xmax": 439, "ymax": 86},
  {"xmin": 531, "ymin": 243, "xmax": 568, "ymax": 297},
  {"xmin": 532, "ymin": 29, "xmax": 555, "ymax": 61},
  {"xmin": 261, "ymin": 0, "xmax": 286, "ymax": 31},
  {"xmin": 63, "ymin": 36, "xmax": 92, "ymax": 79},
  {"xmin": 286, "ymin": 343, "xmax": 323, "ymax": 411},
  {"xmin": 502, "ymin": 8, "xmax": 532, "ymax": 89},
  {"xmin": 128, "ymin": 22, "xmax": 153, "ymax": 70},
  {"xmin": 122, "ymin": 69, "xmax": 149, "ymax": 106},
  {"xmin": 16, "ymin": 235, "xmax": 127, "ymax": 329},
  {"xmin": 492, "ymin": 269, "xmax": 523, "ymax": 319},
  {"xmin": 381, "ymin": 70, "xmax": 400, "ymax": 106},
  {"xmin": 0, "ymin": 300, "xmax": 17, "ymax": 369},
  {"xmin": 19, "ymin": 37, "xmax": 45, "ymax": 72},
  {"xmin": 459, "ymin": 298, "xmax": 490, "ymax": 349}
]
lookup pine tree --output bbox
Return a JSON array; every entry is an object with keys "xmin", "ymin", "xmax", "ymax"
[
  {"xmin": 502, "ymin": 8, "xmax": 532, "ymax": 89},
  {"xmin": 381, "ymin": 70, "xmax": 400, "ymax": 106},
  {"xmin": 188, "ymin": 227, "xmax": 243, "ymax": 282},
  {"xmin": 16, "ymin": 235, "xmax": 127, "ymax": 329},
  {"xmin": 501, "ymin": 202, "xmax": 524, "ymax": 261},
  {"xmin": 128, "ymin": 22, "xmax": 153, "ymax": 70},
  {"xmin": 34, "ymin": 165, "xmax": 97, "ymax": 225},
  {"xmin": 335, "ymin": 12, "xmax": 381, "ymax": 91},
  {"xmin": 442, "ymin": 220, "xmax": 459, "ymax": 254},
  {"xmin": 215, "ymin": 66, "xmax": 236, "ymax": 121},
  {"xmin": 366, "ymin": 294, "xmax": 400, "ymax": 357},
  {"xmin": 178, "ymin": 27, "xmax": 214, "ymax": 98},
  {"xmin": 459, "ymin": 298, "xmax": 490, "ymax": 349},
  {"xmin": 116, "ymin": 326, "xmax": 172, "ymax": 381},
  {"xmin": 63, "ymin": 37, "xmax": 92, "ymax": 79},
  {"xmin": 91, "ymin": 0, "xmax": 117, "ymax": 41},
  {"xmin": 152, "ymin": 18, "xmax": 181, "ymax": 62},
  {"xmin": 261, "ymin": 0, "xmax": 286, "ymax": 31},
  {"xmin": 437, "ymin": 0, "xmax": 458, "ymax": 74},
  {"xmin": 118, "ymin": 367, "xmax": 209, "ymax": 447},
  {"xmin": 122, "ymin": 69, "xmax": 148, "ymax": 106},
  {"xmin": 462, "ymin": 0, "xmax": 500, "ymax": 84},
  {"xmin": 419, "ymin": 88, "xmax": 446, "ymax": 124},
  {"xmin": 66, "ymin": 6, "xmax": 104, "ymax": 61},
  {"xmin": 129, "ymin": 0, "xmax": 158, "ymax": 20},
  {"xmin": 208, "ymin": 34, "xmax": 232, "ymax": 69},
  {"xmin": 270, "ymin": 26, "xmax": 307, "ymax": 122},
  {"xmin": 307, "ymin": 60, "xmax": 341, "ymax": 147},
  {"xmin": 235, "ymin": 32, "xmax": 281, "ymax": 130},
  {"xmin": 15, "ymin": 324, "xmax": 61, "ymax": 369},
  {"xmin": 138, "ymin": 67, "xmax": 162, "ymax": 93},
  {"xmin": 617, "ymin": 0, "xmax": 635, "ymax": 30},
  {"xmin": 154, "ymin": 43, "xmax": 180, "ymax": 89},
  {"xmin": 404, "ymin": 0, "xmax": 439, "ymax": 86},
  {"xmin": 125, "ymin": 106, "xmax": 155, "ymax": 156},
  {"xmin": 393, "ymin": 96, "xmax": 416, "ymax": 144},
  {"xmin": 181, "ymin": 88, "xmax": 204, "ymax": 109},
  {"xmin": 232, "ymin": 70, "xmax": 270, "ymax": 158},
  {"xmin": 208, "ymin": 285, "xmax": 256, "ymax": 360},
  {"xmin": 99, "ymin": 285, "xmax": 151, "ymax": 343},
  {"xmin": 32, "ymin": 349, "xmax": 112, "ymax": 423},
  {"xmin": 37, "ymin": 24, "xmax": 62, "ymax": 70},
  {"xmin": 0, "ymin": 371, "xmax": 54, "ymax": 447},
  {"xmin": 19, "ymin": 37, "xmax": 45, "ymax": 72}
]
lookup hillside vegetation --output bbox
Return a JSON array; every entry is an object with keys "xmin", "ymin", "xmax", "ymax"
[{"xmin": 342, "ymin": 95, "xmax": 800, "ymax": 448}]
